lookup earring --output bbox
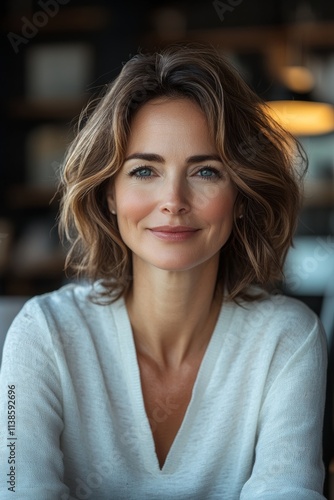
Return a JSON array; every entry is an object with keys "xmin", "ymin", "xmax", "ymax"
[
  {"xmin": 238, "ymin": 214, "xmax": 244, "ymax": 219},
  {"xmin": 111, "ymin": 210, "xmax": 116, "ymax": 215}
]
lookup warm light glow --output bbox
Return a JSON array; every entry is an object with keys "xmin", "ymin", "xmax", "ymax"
[
  {"xmin": 265, "ymin": 100, "xmax": 334, "ymax": 136},
  {"xmin": 279, "ymin": 65, "xmax": 315, "ymax": 94}
]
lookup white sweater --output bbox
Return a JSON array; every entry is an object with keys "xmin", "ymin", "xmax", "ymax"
[{"xmin": 0, "ymin": 283, "xmax": 327, "ymax": 499}]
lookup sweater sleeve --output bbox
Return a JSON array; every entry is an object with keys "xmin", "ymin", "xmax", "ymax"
[
  {"xmin": 240, "ymin": 314, "xmax": 327, "ymax": 500},
  {"xmin": 0, "ymin": 298, "xmax": 69, "ymax": 499}
]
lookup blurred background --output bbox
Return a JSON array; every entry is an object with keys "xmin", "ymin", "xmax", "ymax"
[
  {"xmin": 1, "ymin": 0, "xmax": 334, "ymax": 493},
  {"xmin": 1, "ymin": 0, "xmax": 334, "ymax": 300},
  {"xmin": 1, "ymin": 0, "xmax": 334, "ymax": 299}
]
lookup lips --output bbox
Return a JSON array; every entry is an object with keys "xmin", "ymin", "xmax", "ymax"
[
  {"xmin": 150, "ymin": 226, "xmax": 198, "ymax": 233},
  {"xmin": 148, "ymin": 226, "xmax": 199, "ymax": 241}
]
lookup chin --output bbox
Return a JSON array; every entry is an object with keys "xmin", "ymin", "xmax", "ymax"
[{"xmin": 148, "ymin": 255, "xmax": 218, "ymax": 273}]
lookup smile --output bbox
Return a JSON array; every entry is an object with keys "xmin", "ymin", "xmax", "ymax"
[{"xmin": 148, "ymin": 226, "xmax": 199, "ymax": 241}]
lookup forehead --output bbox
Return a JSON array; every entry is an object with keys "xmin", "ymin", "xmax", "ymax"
[
  {"xmin": 131, "ymin": 97, "xmax": 205, "ymax": 122},
  {"xmin": 126, "ymin": 98, "xmax": 216, "ymax": 154}
]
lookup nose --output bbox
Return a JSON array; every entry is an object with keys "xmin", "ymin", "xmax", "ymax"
[{"xmin": 159, "ymin": 178, "xmax": 191, "ymax": 215}]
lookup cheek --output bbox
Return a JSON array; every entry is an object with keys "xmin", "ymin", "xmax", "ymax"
[
  {"xmin": 115, "ymin": 187, "xmax": 155, "ymax": 223},
  {"xmin": 195, "ymin": 185, "xmax": 236, "ymax": 224}
]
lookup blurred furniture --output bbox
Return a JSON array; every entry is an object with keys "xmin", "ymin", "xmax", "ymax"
[{"xmin": 1, "ymin": 2, "xmax": 110, "ymax": 296}]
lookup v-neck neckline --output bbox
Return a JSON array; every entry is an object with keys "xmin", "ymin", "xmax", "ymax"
[{"xmin": 112, "ymin": 297, "xmax": 234, "ymax": 475}]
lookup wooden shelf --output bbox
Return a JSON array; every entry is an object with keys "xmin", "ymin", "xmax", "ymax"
[
  {"xmin": 6, "ymin": 185, "xmax": 59, "ymax": 210},
  {"xmin": 8, "ymin": 98, "xmax": 88, "ymax": 120},
  {"xmin": 1, "ymin": 0, "xmax": 106, "ymax": 297},
  {"xmin": 286, "ymin": 21, "xmax": 334, "ymax": 48},
  {"xmin": 4, "ymin": 6, "xmax": 111, "ymax": 33},
  {"xmin": 141, "ymin": 21, "xmax": 334, "ymax": 52},
  {"xmin": 142, "ymin": 25, "xmax": 282, "ymax": 52},
  {"xmin": 9, "ymin": 253, "xmax": 65, "ymax": 279}
]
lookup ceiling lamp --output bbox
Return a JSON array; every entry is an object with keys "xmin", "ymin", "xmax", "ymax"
[
  {"xmin": 265, "ymin": 100, "xmax": 334, "ymax": 136},
  {"xmin": 279, "ymin": 65, "xmax": 315, "ymax": 94}
]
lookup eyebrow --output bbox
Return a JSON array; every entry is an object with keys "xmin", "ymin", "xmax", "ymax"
[{"xmin": 124, "ymin": 153, "xmax": 222, "ymax": 164}]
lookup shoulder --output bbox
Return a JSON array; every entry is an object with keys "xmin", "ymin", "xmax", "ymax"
[
  {"xmin": 21, "ymin": 281, "xmax": 118, "ymax": 319},
  {"xmin": 236, "ymin": 290, "xmax": 320, "ymax": 330},
  {"xmin": 221, "ymin": 292, "xmax": 327, "ymax": 399},
  {"xmin": 225, "ymin": 291, "xmax": 327, "ymax": 357},
  {"xmin": 5, "ymin": 282, "xmax": 122, "ymax": 347},
  {"xmin": 29, "ymin": 281, "xmax": 96, "ymax": 307}
]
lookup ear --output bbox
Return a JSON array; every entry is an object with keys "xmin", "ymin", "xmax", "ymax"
[
  {"xmin": 234, "ymin": 193, "xmax": 244, "ymax": 220},
  {"xmin": 233, "ymin": 200, "xmax": 242, "ymax": 219},
  {"xmin": 237, "ymin": 204, "xmax": 244, "ymax": 219},
  {"xmin": 106, "ymin": 181, "xmax": 117, "ymax": 215}
]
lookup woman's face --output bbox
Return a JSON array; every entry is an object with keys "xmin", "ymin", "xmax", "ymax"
[{"xmin": 108, "ymin": 98, "xmax": 238, "ymax": 273}]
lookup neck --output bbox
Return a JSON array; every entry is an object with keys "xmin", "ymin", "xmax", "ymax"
[{"xmin": 126, "ymin": 256, "xmax": 223, "ymax": 370}]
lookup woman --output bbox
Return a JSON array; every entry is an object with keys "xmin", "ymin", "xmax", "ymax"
[{"xmin": 0, "ymin": 44, "xmax": 327, "ymax": 499}]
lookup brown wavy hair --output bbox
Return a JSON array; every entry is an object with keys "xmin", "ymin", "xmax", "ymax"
[{"xmin": 59, "ymin": 43, "xmax": 306, "ymax": 302}]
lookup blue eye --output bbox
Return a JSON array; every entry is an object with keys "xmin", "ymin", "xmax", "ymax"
[
  {"xmin": 129, "ymin": 167, "xmax": 153, "ymax": 179},
  {"xmin": 197, "ymin": 167, "xmax": 221, "ymax": 180}
]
